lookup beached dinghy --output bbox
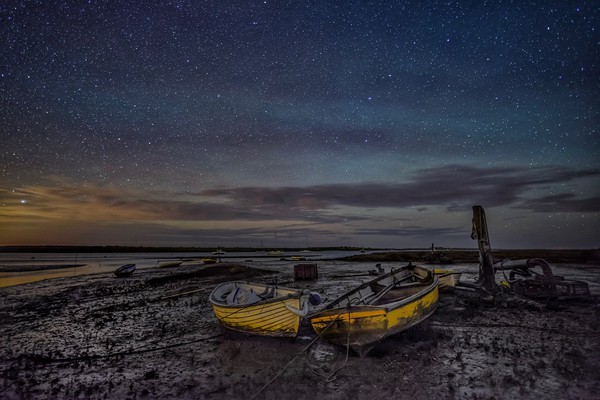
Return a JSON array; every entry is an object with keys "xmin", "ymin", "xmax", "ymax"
[
  {"xmin": 309, "ymin": 264, "xmax": 439, "ymax": 356},
  {"xmin": 209, "ymin": 282, "xmax": 320, "ymax": 337},
  {"xmin": 114, "ymin": 263, "xmax": 136, "ymax": 277}
]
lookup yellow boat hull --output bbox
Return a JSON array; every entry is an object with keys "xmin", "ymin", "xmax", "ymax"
[
  {"xmin": 311, "ymin": 272, "xmax": 439, "ymax": 355},
  {"xmin": 210, "ymin": 282, "xmax": 303, "ymax": 337}
]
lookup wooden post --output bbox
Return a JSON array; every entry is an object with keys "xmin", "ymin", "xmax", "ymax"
[{"xmin": 471, "ymin": 205, "xmax": 498, "ymax": 294}]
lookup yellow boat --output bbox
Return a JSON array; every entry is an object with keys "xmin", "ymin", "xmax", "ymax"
[
  {"xmin": 209, "ymin": 282, "xmax": 317, "ymax": 337},
  {"xmin": 309, "ymin": 264, "xmax": 439, "ymax": 356}
]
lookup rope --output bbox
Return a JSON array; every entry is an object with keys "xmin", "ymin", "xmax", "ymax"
[
  {"xmin": 325, "ymin": 326, "xmax": 350, "ymax": 382},
  {"xmin": 305, "ymin": 308, "xmax": 352, "ymax": 382},
  {"xmin": 0, "ymin": 333, "xmax": 224, "ymax": 373},
  {"xmin": 250, "ymin": 306, "xmax": 352, "ymax": 399}
]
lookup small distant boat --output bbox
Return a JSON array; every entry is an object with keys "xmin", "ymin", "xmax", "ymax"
[
  {"xmin": 209, "ymin": 282, "xmax": 320, "ymax": 337},
  {"xmin": 202, "ymin": 258, "xmax": 217, "ymax": 264},
  {"xmin": 157, "ymin": 260, "xmax": 182, "ymax": 268},
  {"xmin": 309, "ymin": 264, "xmax": 439, "ymax": 356},
  {"xmin": 114, "ymin": 263, "xmax": 136, "ymax": 277},
  {"xmin": 267, "ymin": 250, "xmax": 284, "ymax": 256},
  {"xmin": 212, "ymin": 248, "xmax": 226, "ymax": 255},
  {"xmin": 289, "ymin": 256, "xmax": 306, "ymax": 261}
]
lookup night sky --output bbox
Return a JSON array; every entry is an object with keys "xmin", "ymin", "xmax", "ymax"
[{"xmin": 1, "ymin": 1, "xmax": 598, "ymax": 249}]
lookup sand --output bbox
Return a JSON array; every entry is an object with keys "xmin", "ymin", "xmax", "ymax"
[{"xmin": 1, "ymin": 261, "xmax": 599, "ymax": 399}]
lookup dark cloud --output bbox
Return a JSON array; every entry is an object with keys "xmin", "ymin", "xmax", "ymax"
[
  {"xmin": 3, "ymin": 165, "xmax": 597, "ymax": 233},
  {"xmin": 201, "ymin": 165, "xmax": 600, "ymax": 212},
  {"xmin": 111, "ymin": 198, "xmax": 366, "ymax": 224},
  {"xmin": 516, "ymin": 194, "xmax": 600, "ymax": 213},
  {"xmin": 355, "ymin": 226, "xmax": 468, "ymax": 239}
]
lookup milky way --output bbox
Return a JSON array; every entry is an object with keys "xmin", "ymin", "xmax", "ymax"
[{"xmin": 1, "ymin": 1, "xmax": 598, "ymax": 248}]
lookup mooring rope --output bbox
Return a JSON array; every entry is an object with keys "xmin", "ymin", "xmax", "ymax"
[
  {"xmin": 0, "ymin": 333, "xmax": 224, "ymax": 373},
  {"xmin": 305, "ymin": 308, "xmax": 352, "ymax": 383},
  {"xmin": 250, "ymin": 305, "xmax": 353, "ymax": 399}
]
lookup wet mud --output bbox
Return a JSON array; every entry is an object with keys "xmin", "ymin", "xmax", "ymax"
[{"xmin": 1, "ymin": 262, "xmax": 599, "ymax": 399}]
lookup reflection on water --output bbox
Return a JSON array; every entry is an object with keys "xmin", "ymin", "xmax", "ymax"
[
  {"xmin": 0, "ymin": 270, "xmax": 80, "ymax": 288},
  {"xmin": 0, "ymin": 253, "xmax": 152, "ymax": 288},
  {"xmin": 0, "ymin": 260, "xmax": 98, "ymax": 288}
]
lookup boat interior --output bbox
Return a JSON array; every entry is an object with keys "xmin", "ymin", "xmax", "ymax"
[
  {"xmin": 211, "ymin": 282, "xmax": 294, "ymax": 306},
  {"xmin": 332, "ymin": 272, "xmax": 433, "ymax": 308}
]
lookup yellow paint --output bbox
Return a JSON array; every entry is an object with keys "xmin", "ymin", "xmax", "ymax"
[
  {"xmin": 211, "ymin": 296, "xmax": 301, "ymax": 337},
  {"xmin": 311, "ymin": 308, "xmax": 385, "ymax": 323},
  {"xmin": 311, "ymin": 282, "xmax": 439, "ymax": 348},
  {"xmin": 387, "ymin": 285, "xmax": 438, "ymax": 326}
]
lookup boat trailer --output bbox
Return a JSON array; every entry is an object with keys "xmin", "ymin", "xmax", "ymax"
[{"xmin": 464, "ymin": 205, "xmax": 590, "ymax": 300}]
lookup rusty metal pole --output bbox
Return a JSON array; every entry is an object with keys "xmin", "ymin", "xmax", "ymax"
[{"xmin": 471, "ymin": 205, "xmax": 498, "ymax": 294}]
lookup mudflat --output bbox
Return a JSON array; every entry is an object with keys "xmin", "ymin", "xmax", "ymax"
[{"xmin": 1, "ymin": 262, "xmax": 599, "ymax": 399}]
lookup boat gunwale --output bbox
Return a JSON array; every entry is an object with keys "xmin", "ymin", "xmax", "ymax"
[
  {"xmin": 316, "ymin": 264, "xmax": 433, "ymax": 312},
  {"xmin": 319, "ymin": 264, "xmax": 413, "ymax": 310},
  {"xmin": 310, "ymin": 275, "xmax": 439, "ymax": 319},
  {"xmin": 209, "ymin": 281, "xmax": 303, "ymax": 308},
  {"xmin": 376, "ymin": 275, "xmax": 439, "ymax": 312}
]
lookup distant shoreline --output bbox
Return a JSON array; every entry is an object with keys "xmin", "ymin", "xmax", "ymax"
[
  {"xmin": 0, "ymin": 245, "xmax": 374, "ymax": 253},
  {"xmin": 0, "ymin": 246, "xmax": 598, "ymax": 265},
  {"xmin": 1, "ymin": 245, "xmax": 597, "ymax": 253},
  {"xmin": 341, "ymin": 249, "xmax": 600, "ymax": 265}
]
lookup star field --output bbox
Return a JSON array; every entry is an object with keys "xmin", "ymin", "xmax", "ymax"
[{"xmin": 1, "ymin": 1, "xmax": 598, "ymax": 248}]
